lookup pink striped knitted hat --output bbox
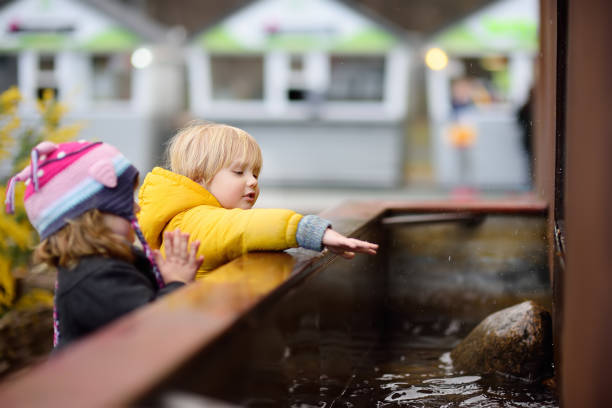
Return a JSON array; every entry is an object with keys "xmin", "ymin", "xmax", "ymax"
[
  {"xmin": 4, "ymin": 139, "xmax": 164, "ymax": 287},
  {"xmin": 5, "ymin": 140, "xmax": 139, "ymax": 240},
  {"xmin": 5, "ymin": 140, "xmax": 165, "ymax": 347}
]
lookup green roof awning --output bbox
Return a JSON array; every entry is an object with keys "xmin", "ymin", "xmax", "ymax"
[{"xmin": 81, "ymin": 28, "xmax": 142, "ymax": 52}]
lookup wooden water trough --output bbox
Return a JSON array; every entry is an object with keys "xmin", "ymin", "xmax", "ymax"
[{"xmin": 0, "ymin": 198, "xmax": 550, "ymax": 406}]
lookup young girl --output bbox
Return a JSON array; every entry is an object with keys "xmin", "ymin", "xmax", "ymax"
[
  {"xmin": 137, "ymin": 122, "xmax": 378, "ymax": 279},
  {"xmin": 4, "ymin": 140, "xmax": 203, "ymax": 348}
]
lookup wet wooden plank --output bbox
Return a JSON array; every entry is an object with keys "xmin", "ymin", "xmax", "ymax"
[{"xmin": 0, "ymin": 253, "xmax": 305, "ymax": 407}]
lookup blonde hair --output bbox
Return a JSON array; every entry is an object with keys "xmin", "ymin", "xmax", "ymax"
[
  {"xmin": 166, "ymin": 122, "xmax": 263, "ymax": 185},
  {"xmin": 34, "ymin": 209, "xmax": 134, "ymax": 268}
]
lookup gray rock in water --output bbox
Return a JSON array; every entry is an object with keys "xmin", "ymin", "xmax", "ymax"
[{"xmin": 450, "ymin": 300, "xmax": 552, "ymax": 381}]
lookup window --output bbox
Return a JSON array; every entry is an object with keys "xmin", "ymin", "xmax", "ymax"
[
  {"xmin": 210, "ymin": 55, "xmax": 263, "ymax": 100},
  {"xmin": 91, "ymin": 53, "xmax": 132, "ymax": 101},
  {"xmin": 288, "ymin": 54, "xmax": 308, "ymax": 101},
  {"xmin": 37, "ymin": 54, "xmax": 58, "ymax": 99},
  {"xmin": 0, "ymin": 55, "xmax": 18, "ymax": 92},
  {"xmin": 328, "ymin": 56, "xmax": 385, "ymax": 101}
]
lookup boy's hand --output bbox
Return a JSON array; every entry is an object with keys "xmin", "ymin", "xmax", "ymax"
[
  {"xmin": 154, "ymin": 229, "xmax": 204, "ymax": 284},
  {"xmin": 322, "ymin": 228, "xmax": 378, "ymax": 259}
]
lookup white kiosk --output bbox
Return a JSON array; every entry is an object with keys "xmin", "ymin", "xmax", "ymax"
[
  {"xmin": 425, "ymin": 0, "xmax": 537, "ymax": 189},
  {"xmin": 0, "ymin": 0, "xmax": 184, "ymax": 173},
  {"xmin": 187, "ymin": 0, "xmax": 412, "ymax": 187}
]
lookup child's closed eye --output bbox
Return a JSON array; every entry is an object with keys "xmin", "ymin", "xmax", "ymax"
[{"xmin": 233, "ymin": 170, "xmax": 244, "ymax": 175}]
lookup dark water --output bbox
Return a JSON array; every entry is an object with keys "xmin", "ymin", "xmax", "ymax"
[
  {"xmin": 146, "ymin": 215, "xmax": 558, "ymax": 407},
  {"xmin": 154, "ymin": 301, "xmax": 558, "ymax": 407},
  {"xmin": 288, "ymin": 330, "xmax": 558, "ymax": 407},
  {"xmin": 184, "ymin": 327, "xmax": 558, "ymax": 407},
  {"xmin": 247, "ymin": 310, "xmax": 557, "ymax": 408}
]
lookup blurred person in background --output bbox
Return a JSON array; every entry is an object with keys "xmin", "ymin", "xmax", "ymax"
[{"xmin": 517, "ymin": 88, "xmax": 534, "ymax": 187}]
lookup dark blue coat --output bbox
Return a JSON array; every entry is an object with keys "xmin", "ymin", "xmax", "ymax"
[{"xmin": 55, "ymin": 249, "xmax": 183, "ymax": 349}]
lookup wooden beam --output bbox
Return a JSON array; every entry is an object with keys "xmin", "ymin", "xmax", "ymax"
[{"xmin": 563, "ymin": 0, "xmax": 612, "ymax": 405}]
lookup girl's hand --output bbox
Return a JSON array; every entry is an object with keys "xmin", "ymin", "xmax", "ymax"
[
  {"xmin": 321, "ymin": 228, "xmax": 378, "ymax": 259},
  {"xmin": 154, "ymin": 229, "xmax": 204, "ymax": 284}
]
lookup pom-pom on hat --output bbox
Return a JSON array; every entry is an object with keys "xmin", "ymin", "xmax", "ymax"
[{"xmin": 5, "ymin": 140, "xmax": 138, "ymax": 240}]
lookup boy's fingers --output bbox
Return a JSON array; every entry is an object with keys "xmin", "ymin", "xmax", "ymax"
[
  {"xmin": 196, "ymin": 255, "xmax": 204, "ymax": 268},
  {"xmin": 190, "ymin": 240, "xmax": 200, "ymax": 252},
  {"xmin": 164, "ymin": 230, "xmax": 175, "ymax": 254},
  {"xmin": 327, "ymin": 242, "xmax": 378, "ymax": 257},
  {"xmin": 163, "ymin": 231, "xmax": 172, "ymax": 249},
  {"xmin": 172, "ymin": 229, "xmax": 182, "ymax": 257},
  {"xmin": 358, "ymin": 243, "xmax": 377, "ymax": 252},
  {"xmin": 152, "ymin": 249, "xmax": 163, "ymax": 264},
  {"xmin": 342, "ymin": 251, "xmax": 355, "ymax": 259},
  {"xmin": 189, "ymin": 241, "xmax": 200, "ymax": 261},
  {"xmin": 179, "ymin": 233, "xmax": 188, "ymax": 257},
  {"xmin": 353, "ymin": 241, "xmax": 378, "ymax": 254}
]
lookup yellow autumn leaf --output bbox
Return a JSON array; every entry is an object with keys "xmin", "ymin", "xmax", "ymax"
[
  {"xmin": 0, "ymin": 215, "xmax": 33, "ymax": 249},
  {"xmin": 0, "ymin": 257, "xmax": 15, "ymax": 308},
  {"xmin": 46, "ymin": 123, "xmax": 84, "ymax": 144},
  {"xmin": 0, "ymin": 85, "xmax": 80, "ymax": 310},
  {"xmin": 15, "ymin": 288, "xmax": 54, "ymax": 310},
  {"xmin": 0, "ymin": 86, "xmax": 21, "ymax": 114}
]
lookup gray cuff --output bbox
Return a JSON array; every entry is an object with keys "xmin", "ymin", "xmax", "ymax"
[{"xmin": 296, "ymin": 215, "xmax": 332, "ymax": 251}]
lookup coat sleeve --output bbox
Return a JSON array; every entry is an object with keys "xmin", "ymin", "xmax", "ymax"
[
  {"xmin": 65, "ymin": 260, "xmax": 184, "ymax": 334},
  {"xmin": 177, "ymin": 206, "xmax": 303, "ymax": 272}
]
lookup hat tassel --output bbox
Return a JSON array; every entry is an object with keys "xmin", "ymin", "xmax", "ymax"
[
  {"xmin": 4, "ymin": 176, "xmax": 16, "ymax": 214},
  {"xmin": 130, "ymin": 217, "xmax": 165, "ymax": 288},
  {"xmin": 30, "ymin": 148, "xmax": 40, "ymax": 191}
]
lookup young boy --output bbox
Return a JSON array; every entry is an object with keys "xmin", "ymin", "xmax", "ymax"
[{"xmin": 137, "ymin": 122, "xmax": 378, "ymax": 279}]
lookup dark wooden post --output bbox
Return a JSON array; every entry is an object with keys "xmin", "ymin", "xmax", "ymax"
[
  {"xmin": 563, "ymin": 0, "xmax": 612, "ymax": 405},
  {"xmin": 534, "ymin": 0, "xmax": 558, "ymax": 205},
  {"xmin": 536, "ymin": 0, "xmax": 565, "ymax": 393}
]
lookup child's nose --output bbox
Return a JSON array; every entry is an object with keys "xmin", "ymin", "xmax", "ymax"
[{"xmin": 247, "ymin": 175, "xmax": 258, "ymax": 187}]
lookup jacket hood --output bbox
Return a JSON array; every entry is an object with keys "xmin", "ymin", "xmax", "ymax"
[{"xmin": 137, "ymin": 167, "xmax": 220, "ymax": 248}]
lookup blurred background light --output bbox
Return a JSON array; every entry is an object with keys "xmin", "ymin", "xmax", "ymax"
[
  {"xmin": 131, "ymin": 47, "xmax": 153, "ymax": 69},
  {"xmin": 425, "ymin": 47, "xmax": 449, "ymax": 70}
]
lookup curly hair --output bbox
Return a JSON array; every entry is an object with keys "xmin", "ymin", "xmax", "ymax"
[{"xmin": 34, "ymin": 209, "xmax": 134, "ymax": 268}]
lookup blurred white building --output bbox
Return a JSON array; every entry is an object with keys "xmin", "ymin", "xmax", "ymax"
[
  {"xmin": 0, "ymin": 0, "xmax": 184, "ymax": 173},
  {"xmin": 0, "ymin": 0, "xmax": 537, "ymax": 190},
  {"xmin": 425, "ymin": 0, "xmax": 538, "ymax": 189},
  {"xmin": 186, "ymin": 0, "xmax": 413, "ymax": 187}
]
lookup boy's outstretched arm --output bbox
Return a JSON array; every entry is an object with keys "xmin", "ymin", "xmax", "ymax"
[
  {"xmin": 153, "ymin": 229, "xmax": 204, "ymax": 284},
  {"xmin": 321, "ymin": 228, "xmax": 379, "ymax": 259}
]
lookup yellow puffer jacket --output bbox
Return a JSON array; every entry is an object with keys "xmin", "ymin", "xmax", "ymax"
[{"xmin": 137, "ymin": 167, "xmax": 303, "ymax": 278}]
